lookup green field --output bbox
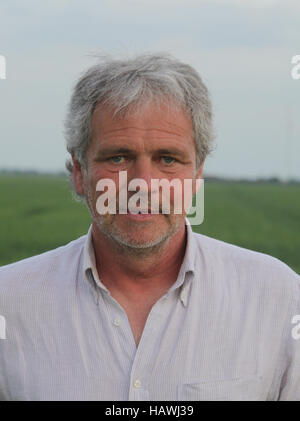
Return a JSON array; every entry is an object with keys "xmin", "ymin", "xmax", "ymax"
[{"xmin": 0, "ymin": 174, "xmax": 299, "ymax": 274}]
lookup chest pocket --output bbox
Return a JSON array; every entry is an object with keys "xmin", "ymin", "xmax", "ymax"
[{"xmin": 178, "ymin": 375, "xmax": 264, "ymax": 401}]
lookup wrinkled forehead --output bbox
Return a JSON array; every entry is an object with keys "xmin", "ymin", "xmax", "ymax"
[{"xmin": 91, "ymin": 98, "xmax": 193, "ymax": 136}]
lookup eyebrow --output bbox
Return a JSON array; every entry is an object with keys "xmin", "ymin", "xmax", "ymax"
[
  {"xmin": 155, "ymin": 148, "xmax": 187, "ymax": 158},
  {"xmin": 96, "ymin": 147, "xmax": 187, "ymax": 159},
  {"xmin": 97, "ymin": 147, "xmax": 132, "ymax": 158}
]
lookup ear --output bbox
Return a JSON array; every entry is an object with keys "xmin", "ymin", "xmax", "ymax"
[
  {"xmin": 72, "ymin": 156, "xmax": 84, "ymax": 196},
  {"xmin": 193, "ymin": 160, "xmax": 205, "ymax": 195},
  {"xmin": 195, "ymin": 160, "xmax": 205, "ymax": 179}
]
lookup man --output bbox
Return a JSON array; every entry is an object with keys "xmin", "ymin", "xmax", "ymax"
[{"xmin": 0, "ymin": 53, "xmax": 299, "ymax": 401}]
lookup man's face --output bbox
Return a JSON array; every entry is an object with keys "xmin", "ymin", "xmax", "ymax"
[{"xmin": 73, "ymin": 101, "xmax": 204, "ymax": 254}]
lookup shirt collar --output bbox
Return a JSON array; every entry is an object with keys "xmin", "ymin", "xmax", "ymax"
[
  {"xmin": 169, "ymin": 218, "xmax": 196, "ymax": 306},
  {"xmin": 82, "ymin": 217, "xmax": 197, "ymax": 306},
  {"xmin": 82, "ymin": 225, "xmax": 109, "ymax": 304}
]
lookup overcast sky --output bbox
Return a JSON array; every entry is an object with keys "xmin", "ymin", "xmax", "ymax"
[{"xmin": 0, "ymin": 0, "xmax": 299, "ymax": 180}]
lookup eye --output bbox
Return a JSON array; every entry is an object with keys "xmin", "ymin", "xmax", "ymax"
[
  {"xmin": 110, "ymin": 156, "xmax": 126, "ymax": 164},
  {"xmin": 161, "ymin": 156, "xmax": 176, "ymax": 165}
]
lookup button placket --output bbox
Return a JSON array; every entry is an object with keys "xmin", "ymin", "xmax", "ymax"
[
  {"xmin": 102, "ymin": 292, "xmax": 137, "ymax": 365},
  {"xmin": 128, "ymin": 302, "xmax": 164, "ymax": 400}
]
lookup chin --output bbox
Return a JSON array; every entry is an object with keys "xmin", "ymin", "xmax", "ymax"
[
  {"xmin": 115, "ymin": 232, "xmax": 166, "ymax": 248},
  {"xmin": 94, "ymin": 213, "xmax": 184, "ymax": 248}
]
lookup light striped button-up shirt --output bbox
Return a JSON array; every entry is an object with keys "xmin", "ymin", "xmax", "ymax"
[{"xmin": 0, "ymin": 220, "xmax": 299, "ymax": 401}]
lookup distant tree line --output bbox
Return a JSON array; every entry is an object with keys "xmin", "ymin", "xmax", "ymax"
[{"xmin": 0, "ymin": 169, "xmax": 299, "ymax": 184}]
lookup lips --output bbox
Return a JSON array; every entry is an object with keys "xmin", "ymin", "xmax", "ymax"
[
  {"xmin": 117, "ymin": 207, "xmax": 159, "ymax": 214},
  {"xmin": 128, "ymin": 209, "xmax": 151, "ymax": 214},
  {"xmin": 116, "ymin": 204, "xmax": 163, "ymax": 214}
]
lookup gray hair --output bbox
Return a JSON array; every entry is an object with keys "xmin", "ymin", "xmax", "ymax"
[{"xmin": 65, "ymin": 53, "xmax": 214, "ymax": 197}]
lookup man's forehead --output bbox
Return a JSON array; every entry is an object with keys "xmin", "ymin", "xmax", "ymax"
[
  {"xmin": 88, "ymin": 101, "xmax": 196, "ymax": 161},
  {"xmin": 91, "ymin": 100, "xmax": 193, "ymax": 136}
]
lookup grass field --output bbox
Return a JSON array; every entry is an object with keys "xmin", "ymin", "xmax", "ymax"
[{"xmin": 0, "ymin": 174, "xmax": 299, "ymax": 274}]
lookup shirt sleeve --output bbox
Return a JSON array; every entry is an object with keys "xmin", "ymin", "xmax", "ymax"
[{"xmin": 277, "ymin": 273, "xmax": 300, "ymax": 401}]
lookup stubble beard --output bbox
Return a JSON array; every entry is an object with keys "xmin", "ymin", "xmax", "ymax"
[{"xmin": 84, "ymin": 184, "xmax": 185, "ymax": 258}]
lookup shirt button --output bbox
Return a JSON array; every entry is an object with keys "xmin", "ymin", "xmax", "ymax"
[
  {"xmin": 133, "ymin": 379, "xmax": 142, "ymax": 389},
  {"xmin": 113, "ymin": 319, "xmax": 120, "ymax": 327}
]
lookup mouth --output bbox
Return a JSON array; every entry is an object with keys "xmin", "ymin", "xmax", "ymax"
[
  {"xmin": 124, "ymin": 208, "xmax": 159, "ymax": 220},
  {"xmin": 128, "ymin": 209, "xmax": 152, "ymax": 214},
  {"xmin": 117, "ymin": 206, "xmax": 160, "ymax": 214}
]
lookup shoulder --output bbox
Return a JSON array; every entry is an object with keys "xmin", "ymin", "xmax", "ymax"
[
  {"xmin": 0, "ymin": 235, "xmax": 87, "ymax": 288},
  {"xmin": 192, "ymin": 231, "xmax": 300, "ymax": 297}
]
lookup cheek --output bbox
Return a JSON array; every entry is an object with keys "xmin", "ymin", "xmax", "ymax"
[
  {"xmin": 87, "ymin": 169, "xmax": 121, "ymax": 209},
  {"xmin": 81, "ymin": 170, "xmax": 99, "ymax": 204},
  {"xmin": 172, "ymin": 173, "xmax": 198, "ymax": 212},
  {"xmin": 85, "ymin": 167, "xmax": 108, "ymax": 191}
]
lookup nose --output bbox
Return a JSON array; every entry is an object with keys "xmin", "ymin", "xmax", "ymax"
[{"xmin": 126, "ymin": 156, "xmax": 160, "ymax": 209}]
